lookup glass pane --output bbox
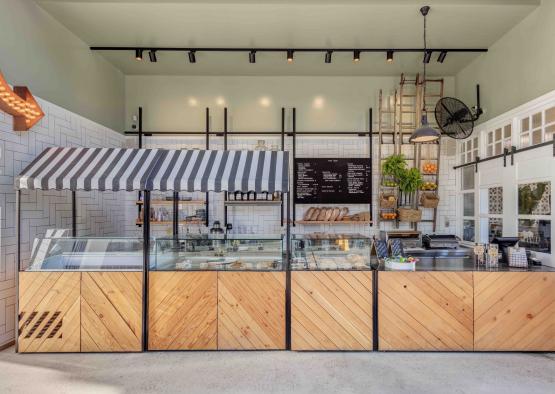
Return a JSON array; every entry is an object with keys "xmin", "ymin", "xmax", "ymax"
[
  {"xmin": 488, "ymin": 186, "xmax": 503, "ymax": 214},
  {"xmin": 463, "ymin": 219, "xmax": 475, "ymax": 242},
  {"xmin": 488, "ymin": 218, "xmax": 503, "ymax": 242},
  {"xmin": 546, "ymin": 124, "xmax": 555, "ymax": 141},
  {"xmin": 518, "ymin": 182, "xmax": 551, "ymax": 215},
  {"xmin": 532, "ymin": 129, "xmax": 542, "ymax": 144},
  {"xmin": 487, "ymin": 145, "xmax": 493, "ymax": 157},
  {"xmin": 466, "ymin": 152, "xmax": 472, "ymax": 163},
  {"xmin": 503, "ymin": 124, "xmax": 512, "ymax": 138},
  {"xmin": 466, "ymin": 140, "xmax": 472, "ymax": 150},
  {"xmin": 521, "ymin": 117, "xmax": 529, "ymax": 132},
  {"xmin": 462, "ymin": 166, "xmax": 475, "ymax": 191},
  {"xmin": 463, "ymin": 193, "xmax": 475, "ymax": 216},
  {"xmin": 487, "ymin": 132, "xmax": 493, "ymax": 144},
  {"xmin": 495, "ymin": 128, "xmax": 502, "ymax": 141},
  {"xmin": 27, "ymin": 237, "xmax": 144, "ymax": 271},
  {"xmin": 532, "ymin": 112, "xmax": 542, "ymax": 129},
  {"xmin": 495, "ymin": 142, "xmax": 502, "ymax": 155},
  {"xmin": 518, "ymin": 219, "xmax": 551, "ymax": 254},
  {"xmin": 545, "ymin": 106, "xmax": 555, "ymax": 124},
  {"xmin": 521, "ymin": 133, "xmax": 530, "ymax": 147},
  {"xmin": 473, "ymin": 137, "xmax": 478, "ymax": 149}
]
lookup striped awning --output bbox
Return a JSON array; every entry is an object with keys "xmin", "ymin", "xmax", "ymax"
[
  {"xmin": 146, "ymin": 149, "xmax": 289, "ymax": 192},
  {"xmin": 15, "ymin": 147, "xmax": 163, "ymax": 191},
  {"xmin": 16, "ymin": 147, "xmax": 290, "ymax": 193}
]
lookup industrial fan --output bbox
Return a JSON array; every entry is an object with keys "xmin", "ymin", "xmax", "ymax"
[{"xmin": 434, "ymin": 85, "xmax": 483, "ymax": 139}]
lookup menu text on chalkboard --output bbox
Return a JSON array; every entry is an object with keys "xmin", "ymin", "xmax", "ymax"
[{"xmin": 295, "ymin": 158, "xmax": 371, "ymax": 204}]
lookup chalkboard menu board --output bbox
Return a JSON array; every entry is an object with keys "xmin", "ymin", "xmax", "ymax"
[{"xmin": 295, "ymin": 158, "xmax": 371, "ymax": 204}]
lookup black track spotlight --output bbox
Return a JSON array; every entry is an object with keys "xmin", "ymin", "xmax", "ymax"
[
  {"xmin": 386, "ymin": 50, "xmax": 394, "ymax": 63},
  {"xmin": 353, "ymin": 50, "xmax": 361, "ymax": 62},
  {"xmin": 287, "ymin": 49, "xmax": 294, "ymax": 63},
  {"xmin": 135, "ymin": 49, "xmax": 143, "ymax": 61},
  {"xmin": 423, "ymin": 50, "xmax": 432, "ymax": 64},
  {"xmin": 325, "ymin": 50, "xmax": 332, "ymax": 64},
  {"xmin": 148, "ymin": 50, "xmax": 157, "ymax": 63},
  {"xmin": 188, "ymin": 50, "xmax": 196, "ymax": 63},
  {"xmin": 437, "ymin": 50, "xmax": 447, "ymax": 63},
  {"xmin": 249, "ymin": 50, "xmax": 256, "ymax": 64}
]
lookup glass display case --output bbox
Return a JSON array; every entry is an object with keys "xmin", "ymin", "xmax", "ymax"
[
  {"xmin": 24, "ymin": 237, "xmax": 144, "ymax": 271},
  {"xmin": 150, "ymin": 234, "xmax": 284, "ymax": 271},
  {"xmin": 290, "ymin": 233, "xmax": 373, "ymax": 270}
]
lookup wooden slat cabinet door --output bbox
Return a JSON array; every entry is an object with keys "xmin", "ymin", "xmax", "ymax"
[
  {"xmin": 217, "ymin": 272, "xmax": 286, "ymax": 350},
  {"xmin": 148, "ymin": 272, "xmax": 217, "ymax": 350},
  {"xmin": 291, "ymin": 271, "xmax": 373, "ymax": 351},
  {"xmin": 81, "ymin": 272, "xmax": 143, "ymax": 352},
  {"xmin": 18, "ymin": 272, "xmax": 81, "ymax": 353},
  {"xmin": 474, "ymin": 272, "xmax": 555, "ymax": 351},
  {"xmin": 378, "ymin": 271, "xmax": 474, "ymax": 351}
]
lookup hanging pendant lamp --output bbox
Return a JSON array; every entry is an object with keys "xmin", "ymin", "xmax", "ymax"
[{"xmin": 409, "ymin": 6, "xmax": 440, "ymax": 144}]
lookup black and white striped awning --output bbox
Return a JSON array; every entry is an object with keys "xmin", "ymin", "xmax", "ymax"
[
  {"xmin": 146, "ymin": 149, "xmax": 289, "ymax": 192},
  {"xmin": 16, "ymin": 147, "xmax": 289, "ymax": 192},
  {"xmin": 15, "ymin": 147, "xmax": 163, "ymax": 191}
]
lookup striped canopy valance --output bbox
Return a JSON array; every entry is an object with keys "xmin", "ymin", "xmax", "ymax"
[{"xmin": 15, "ymin": 147, "xmax": 289, "ymax": 193}]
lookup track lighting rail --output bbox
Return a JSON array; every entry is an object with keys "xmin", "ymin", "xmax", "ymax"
[{"xmin": 92, "ymin": 46, "xmax": 487, "ymax": 53}]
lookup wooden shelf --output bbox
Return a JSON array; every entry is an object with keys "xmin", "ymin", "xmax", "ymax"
[
  {"xmin": 136, "ymin": 200, "xmax": 205, "ymax": 206},
  {"xmin": 225, "ymin": 200, "xmax": 282, "ymax": 207},
  {"xmin": 135, "ymin": 219, "xmax": 204, "ymax": 225},
  {"xmin": 295, "ymin": 220, "xmax": 372, "ymax": 225}
]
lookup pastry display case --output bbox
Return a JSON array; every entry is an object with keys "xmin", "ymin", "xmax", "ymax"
[
  {"xmin": 290, "ymin": 233, "xmax": 373, "ymax": 270},
  {"xmin": 18, "ymin": 237, "xmax": 144, "ymax": 353},
  {"xmin": 148, "ymin": 234, "xmax": 286, "ymax": 351},
  {"xmin": 150, "ymin": 234, "xmax": 284, "ymax": 271}
]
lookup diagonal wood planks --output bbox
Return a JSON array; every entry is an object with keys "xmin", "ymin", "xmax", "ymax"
[
  {"xmin": 291, "ymin": 271, "xmax": 373, "ymax": 351},
  {"xmin": 81, "ymin": 272, "xmax": 142, "ymax": 352},
  {"xmin": 18, "ymin": 272, "xmax": 81, "ymax": 353},
  {"xmin": 474, "ymin": 272, "xmax": 555, "ymax": 351},
  {"xmin": 379, "ymin": 271, "xmax": 473, "ymax": 351},
  {"xmin": 149, "ymin": 272, "xmax": 217, "ymax": 350},
  {"xmin": 218, "ymin": 272, "xmax": 286, "ymax": 350}
]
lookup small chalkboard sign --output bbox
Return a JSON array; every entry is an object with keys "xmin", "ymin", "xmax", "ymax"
[{"xmin": 294, "ymin": 158, "xmax": 371, "ymax": 204}]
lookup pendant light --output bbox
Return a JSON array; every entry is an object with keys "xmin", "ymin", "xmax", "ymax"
[{"xmin": 409, "ymin": 6, "xmax": 441, "ymax": 144}]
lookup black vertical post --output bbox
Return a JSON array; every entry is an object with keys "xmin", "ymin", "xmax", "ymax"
[
  {"xmin": 292, "ymin": 108, "xmax": 296, "ymax": 226},
  {"xmin": 173, "ymin": 191, "xmax": 179, "ymax": 237},
  {"xmin": 137, "ymin": 107, "xmax": 143, "ymax": 224},
  {"xmin": 205, "ymin": 108, "xmax": 210, "ymax": 227},
  {"xmin": 280, "ymin": 107, "xmax": 285, "ymax": 227},
  {"xmin": 224, "ymin": 107, "xmax": 228, "ymax": 227},
  {"xmin": 372, "ymin": 270, "xmax": 379, "ymax": 351},
  {"xmin": 285, "ymin": 191, "xmax": 291, "ymax": 350},
  {"xmin": 369, "ymin": 108, "xmax": 373, "ymax": 226},
  {"xmin": 15, "ymin": 189, "xmax": 21, "ymax": 353},
  {"xmin": 71, "ymin": 191, "xmax": 77, "ymax": 237},
  {"xmin": 142, "ymin": 190, "xmax": 150, "ymax": 351}
]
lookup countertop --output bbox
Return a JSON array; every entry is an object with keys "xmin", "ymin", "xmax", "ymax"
[{"xmin": 378, "ymin": 256, "xmax": 555, "ymax": 272}]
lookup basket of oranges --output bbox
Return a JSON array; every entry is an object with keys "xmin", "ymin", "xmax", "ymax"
[{"xmin": 422, "ymin": 162, "xmax": 437, "ymax": 174}]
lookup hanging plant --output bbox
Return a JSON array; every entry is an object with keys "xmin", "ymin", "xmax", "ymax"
[
  {"xmin": 398, "ymin": 167, "xmax": 424, "ymax": 195},
  {"xmin": 382, "ymin": 154, "xmax": 407, "ymax": 180}
]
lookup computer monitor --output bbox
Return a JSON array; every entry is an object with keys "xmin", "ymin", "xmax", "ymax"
[{"xmin": 491, "ymin": 237, "xmax": 520, "ymax": 265}]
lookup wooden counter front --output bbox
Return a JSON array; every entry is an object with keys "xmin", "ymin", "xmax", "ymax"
[
  {"xmin": 18, "ymin": 271, "xmax": 143, "ymax": 353},
  {"xmin": 291, "ymin": 271, "xmax": 373, "ymax": 351},
  {"xmin": 148, "ymin": 271, "xmax": 286, "ymax": 350},
  {"xmin": 378, "ymin": 271, "xmax": 474, "ymax": 351},
  {"xmin": 474, "ymin": 272, "xmax": 555, "ymax": 351}
]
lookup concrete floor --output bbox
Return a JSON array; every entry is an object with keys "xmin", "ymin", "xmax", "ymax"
[{"xmin": 1, "ymin": 347, "xmax": 554, "ymax": 394}]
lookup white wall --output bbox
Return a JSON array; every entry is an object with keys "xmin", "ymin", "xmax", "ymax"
[
  {"xmin": 0, "ymin": 96, "xmax": 129, "ymax": 347},
  {"xmin": 0, "ymin": 0, "xmax": 125, "ymax": 131}
]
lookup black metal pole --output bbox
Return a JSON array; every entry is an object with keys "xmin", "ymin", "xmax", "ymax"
[
  {"xmin": 142, "ymin": 190, "xmax": 150, "ymax": 351},
  {"xmin": 369, "ymin": 108, "xmax": 373, "ymax": 226},
  {"xmin": 15, "ymin": 189, "xmax": 21, "ymax": 353},
  {"xmin": 71, "ymin": 191, "xmax": 77, "ymax": 237},
  {"xmin": 173, "ymin": 191, "xmax": 179, "ymax": 237},
  {"xmin": 137, "ymin": 107, "xmax": 143, "ymax": 225},
  {"xmin": 292, "ymin": 108, "xmax": 296, "ymax": 226},
  {"xmin": 205, "ymin": 107, "xmax": 210, "ymax": 227},
  {"xmin": 280, "ymin": 107, "xmax": 285, "ymax": 227},
  {"xmin": 224, "ymin": 107, "xmax": 228, "ymax": 227},
  {"xmin": 285, "ymin": 191, "xmax": 291, "ymax": 350},
  {"xmin": 372, "ymin": 270, "xmax": 379, "ymax": 351}
]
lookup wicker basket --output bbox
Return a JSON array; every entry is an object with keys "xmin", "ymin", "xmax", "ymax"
[
  {"xmin": 397, "ymin": 208, "xmax": 422, "ymax": 222},
  {"xmin": 420, "ymin": 193, "xmax": 440, "ymax": 208},
  {"xmin": 380, "ymin": 194, "xmax": 397, "ymax": 209}
]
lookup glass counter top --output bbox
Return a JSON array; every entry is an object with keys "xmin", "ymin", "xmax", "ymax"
[{"xmin": 378, "ymin": 256, "xmax": 555, "ymax": 272}]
